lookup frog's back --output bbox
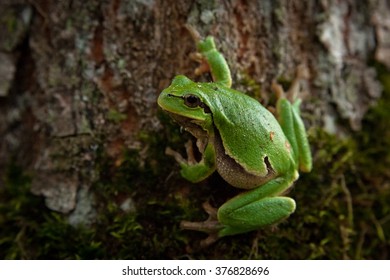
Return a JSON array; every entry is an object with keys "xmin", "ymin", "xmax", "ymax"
[{"xmin": 199, "ymin": 83, "xmax": 294, "ymax": 177}]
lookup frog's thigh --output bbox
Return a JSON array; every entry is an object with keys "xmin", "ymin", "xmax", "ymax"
[
  {"xmin": 277, "ymin": 98, "xmax": 298, "ymax": 158},
  {"xmin": 218, "ymin": 197, "xmax": 295, "ymax": 233},
  {"xmin": 217, "ymin": 176, "xmax": 296, "ymax": 236},
  {"xmin": 291, "ymin": 107, "xmax": 312, "ymax": 172}
]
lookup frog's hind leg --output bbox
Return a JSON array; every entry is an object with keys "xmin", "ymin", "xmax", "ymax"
[
  {"xmin": 273, "ymin": 81, "xmax": 312, "ymax": 173},
  {"xmin": 180, "ymin": 176, "xmax": 296, "ymax": 246},
  {"xmin": 218, "ymin": 197, "xmax": 296, "ymax": 237},
  {"xmin": 217, "ymin": 175, "xmax": 296, "ymax": 237}
]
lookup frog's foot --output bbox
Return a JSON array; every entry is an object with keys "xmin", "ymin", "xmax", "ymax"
[
  {"xmin": 189, "ymin": 52, "xmax": 211, "ymax": 76},
  {"xmin": 271, "ymin": 80, "xmax": 285, "ymax": 100},
  {"xmin": 272, "ymin": 64, "xmax": 310, "ymax": 102},
  {"xmin": 181, "ymin": 201, "xmax": 224, "ymax": 247},
  {"xmin": 184, "ymin": 24, "xmax": 202, "ymax": 43},
  {"xmin": 287, "ymin": 64, "xmax": 309, "ymax": 101},
  {"xmin": 165, "ymin": 140, "xmax": 197, "ymax": 165},
  {"xmin": 183, "ymin": 24, "xmax": 211, "ymax": 76}
]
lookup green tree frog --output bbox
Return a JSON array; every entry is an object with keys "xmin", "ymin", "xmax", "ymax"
[{"xmin": 157, "ymin": 35, "xmax": 312, "ymax": 246}]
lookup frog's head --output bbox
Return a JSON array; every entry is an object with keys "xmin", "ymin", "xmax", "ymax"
[{"xmin": 157, "ymin": 75, "xmax": 213, "ymax": 133}]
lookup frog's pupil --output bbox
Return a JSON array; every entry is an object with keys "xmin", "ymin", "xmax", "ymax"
[{"xmin": 184, "ymin": 94, "xmax": 201, "ymax": 107}]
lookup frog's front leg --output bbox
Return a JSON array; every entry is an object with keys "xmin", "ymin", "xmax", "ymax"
[
  {"xmin": 166, "ymin": 140, "xmax": 216, "ymax": 183},
  {"xmin": 181, "ymin": 174, "xmax": 296, "ymax": 246},
  {"xmin": 196, "ymin": 36, "xmax": 232, "ymax": 88},
  {"xmin": 185, "ymin": 25, "xmax": 232, "ymax": 88},
  {"xmin": 166, "ymin": 140, "xmax": 197, "ymax": 165}
]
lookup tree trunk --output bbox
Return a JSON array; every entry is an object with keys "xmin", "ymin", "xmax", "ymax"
[{"xmin": 1, "ymin": 0, "xmax": 389, "ymax": 259}]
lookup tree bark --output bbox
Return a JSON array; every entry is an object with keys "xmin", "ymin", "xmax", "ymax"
[{"xmin": 0, "ymin": 0, "xmax": 389, "ymax": 259}]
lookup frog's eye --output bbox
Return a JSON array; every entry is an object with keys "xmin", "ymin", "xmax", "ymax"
[{"xmin": 183, "ymin": 94, "xmax": 201, "ymax": 108}]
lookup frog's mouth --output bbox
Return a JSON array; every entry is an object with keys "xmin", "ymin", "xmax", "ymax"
[{"xmin": 167, "ymin": 112, "xmax": 208, "ymax": 139}]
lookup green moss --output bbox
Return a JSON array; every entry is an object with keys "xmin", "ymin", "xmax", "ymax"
[
  {"xmin": 0, "ymin": 146, "xmax": 188, "ymax": 259},
  {"xmin": 273, "ymin": 7, "xmax": 285, "ymax": 25},
  {"xmin": 106, "ymin": 109, "xmax": 127, "ymax": 123},
  {"xmin": 238, "ymin": 72, "xmax": 262, "ymax": 100},
  {"xmin": 0, "ymin": 162, "xmax": 105, "ymax": 259}
]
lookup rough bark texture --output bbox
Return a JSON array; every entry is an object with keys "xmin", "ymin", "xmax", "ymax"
[{"xmin": 1, "ymin": 0, "xmax": 389, "ymax": 259}]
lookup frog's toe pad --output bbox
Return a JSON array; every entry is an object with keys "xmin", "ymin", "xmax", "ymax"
[
  {"xmin": 180, "ymin": 220, "xmax": 223, "ymax": 247},
  {"xmin": 180, "ymin": 201, "xmax": 224, "ymax": 247}
]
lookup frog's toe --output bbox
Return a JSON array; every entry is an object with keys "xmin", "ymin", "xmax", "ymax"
[
  {"xmin": 180, "ymin": 219, "xmax": 223, "ymax": 247},
  {"xmin": 180, "ymin": 201, "xmax": 224, "ymax": 247}
]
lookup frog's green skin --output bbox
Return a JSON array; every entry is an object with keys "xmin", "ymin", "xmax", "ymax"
[{"xmin": 157, "ymin": 36, "xmax": 312, "ymax": 246}]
